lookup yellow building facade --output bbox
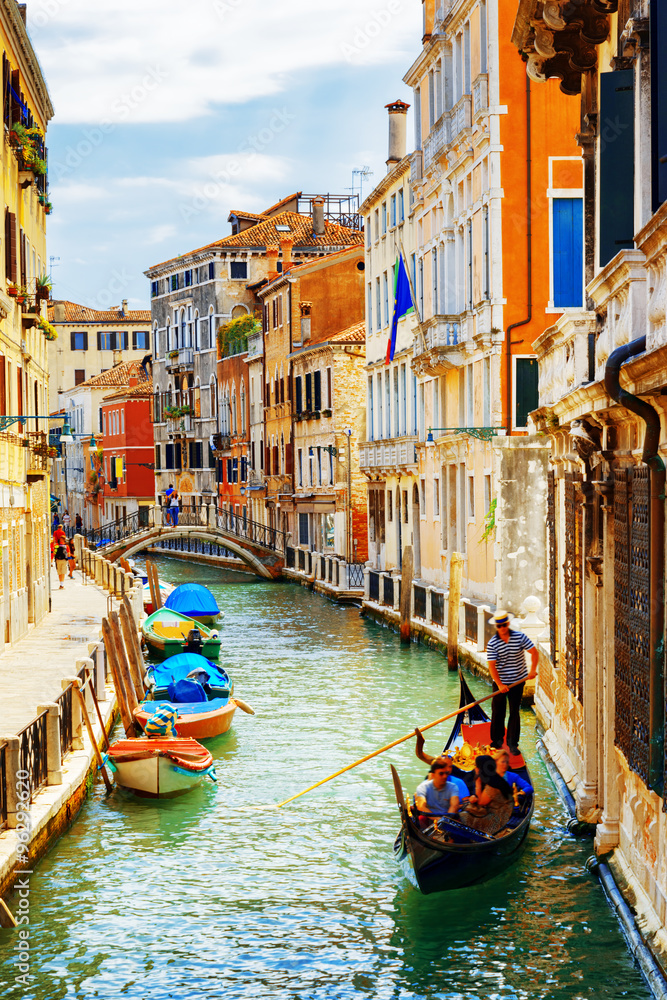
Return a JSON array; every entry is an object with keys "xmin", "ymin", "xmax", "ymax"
[{"xmin": 0, "ymin": 4, "xmax": 54, "ymax": 641}]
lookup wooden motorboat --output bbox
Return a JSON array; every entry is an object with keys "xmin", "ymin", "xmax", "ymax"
[
  {"xmin": 106, "ymin": 736, "xmax": 216, "ymax": 798},
  {"xmin": 164, "ymin": 583, "xmax": 222, "ymax": 626},
  {"xmin": 141, "ymin": 608, "xmax": 221, "ymax": 661},
  {"xmin": 392, "ymin": 671, "xmax": 534, "ymax": 894},
  {"xmin": 142, "ymin": 579, "xmax": 174, "ymax": 615},
  {"xmin": 134, "ymin": 652, "xmax": 237, "ymax": 739}
]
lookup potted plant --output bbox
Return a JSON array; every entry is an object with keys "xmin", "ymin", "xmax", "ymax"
[
  {"xmin": 38, "ymin": 315, "xmax": 58, "ymax": 341},
  {"xmin": 16, "ymin": 286, "xmax": 26, "ymax": 304},
  {"xmin": 167, "ymin": 349, "xmax": 179, "ymax": 359},
  {"xmin": 35, "ymin": 274, "xmax": 52, "ymax": 300},
  {"xmin": 44, "ymin": 201, "xmax": 53, "ymax": 215},
  {"xmin": 7, "ymin": 284, "xmax": 17, "ymax": 297},
  {"xmin": 47, "ymin": 445, "xmax": 58, "ymax": 458}
]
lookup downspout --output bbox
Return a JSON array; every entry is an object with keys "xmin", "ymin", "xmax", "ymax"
[
  {"xmin": 506, "ymin": 74, "xmax": 532, "ymax": 434},
  {"xmin": 605, "ymin": 336, "xmax": 665, "ymax": 792}
]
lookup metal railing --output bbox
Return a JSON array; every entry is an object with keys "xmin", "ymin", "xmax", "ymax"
[
  {"xmin": 369, "ymin": 571, "xmax": 380, "ymax": 602},
  {"xmin": 383, "ymin": 574, "xmax": 394, "ymax": 607},
  {"xmin": 432, "ymin": 590, "xmax": 445, "ymax": 627},
  {"xmin": 348, "ymin": 563, "xmax": 364, "ymax": 588},
  {"xmin": 464, "ymin": 602, "xmax": 478, "ymax": 643},
  {"xmin": 298, "ymin": 549, "xmax": 306, "ymax": 571},
  {"xmin": 214, "ymin": 507, "xmax": 285, "ymax": 553},
  {"xmin": 17, "ymin": 711, "xmax": 48, "ymax": 801},
  {"xmin": 414, "ymin": 585, "xmax": 427, "ymax": 620},
  {"xmin": 285, "ymin": 546, "xmax": 295, "ymax": 568},
  {"xmin": 57, "ymin": 684, "xmax": 73, "ymax": 759},
  {"xmin": 0, "ymin": 742, "xmax": 7, "ymax": 830}
]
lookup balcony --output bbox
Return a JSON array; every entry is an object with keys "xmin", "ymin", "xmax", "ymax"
[
  {"xmin": 25, "ymin": 431, "xmax": 49, "ymax": 478},
  {"xmin": 359, "ymin": 435, "xmax": 418, "ymax": 473},
  {"xmin": 532, "ymin": 312, "xmax": 597, "ymax": 408},
  {"xmin": 587, "ymin": 249, "xmax": 646, "ymax": 382},
  {"xmin": 166, "ymin": 347, "xmax": 194, "ymax": 373},
  {"xmin": 451, "ymin": 94, "xmax": 472, "ymax": 143},
  {"xmin": 211, "ymin": 432, "xmax": 232, "ymax": 457},
  {"xmin": 412, "ymin": 315, "xmax": 466, "ymax": 376},
  {"xmin": 423, "ymin": 113, "xmax": 450, "ymax": 172},
  {"xmin": 472, "ymin": 74, "xmax": 488, "ymax": 118}
]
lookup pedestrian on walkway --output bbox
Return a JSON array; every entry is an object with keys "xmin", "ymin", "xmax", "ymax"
[
  {"xmin": 75, "ymin": 513, "xmax": 83, "ymax": 533},
  {"xmin": 62, "ymin": 510, "xmax": 71, "ymax": 535},
  {"xmin": 67, "ymin": 539, "xmax": 76, "ymax": 578},
  {"xmin": 486, "ymin": 610, "xmax": 538, "ymax": 755},
  {"xmin": 54, "ymin": 535, "xmax": 68, "ymax": 589}
]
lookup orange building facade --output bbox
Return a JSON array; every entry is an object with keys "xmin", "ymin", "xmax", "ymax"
[{"xmin": 393, "ymin": 0, "xmax": 582, "ymax": 608}]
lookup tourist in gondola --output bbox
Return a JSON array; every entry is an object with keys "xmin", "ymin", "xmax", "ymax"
[
  {"xmin": 486, "ymin": 610, "xmax": 538, "ymax": 755},
  {"xmin": 457, "ymin": 754, "xmax": 513, "ymax": 835},
  {"xmin": 414, "ymin": 756, "xmax": 461, "ymax": 821},
  {"xmin": 492, "ymin": 748, "xmax": 533, "ymax": 796}
]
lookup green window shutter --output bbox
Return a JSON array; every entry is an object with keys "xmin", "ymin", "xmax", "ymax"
[
  {"xmin": 599, "ymin": 69, "xmax": 635, "ymax": 268},
  {"xmin": 515, "ymin": 358, "xmax": 539, "ymax": 429}
]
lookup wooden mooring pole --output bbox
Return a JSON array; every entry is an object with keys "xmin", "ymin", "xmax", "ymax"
[
  {"xmin": 447, "ymin": 552, "xmax": 464, "ymax": 672},
  {"xmin": 399, "ymin": 545, "xmax": 413, "ymax": 645}
]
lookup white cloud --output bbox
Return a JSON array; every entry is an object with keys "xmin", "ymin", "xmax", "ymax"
[{"xmin": 28, "ymin": 0, "xmax": 419, "ymax": 124}]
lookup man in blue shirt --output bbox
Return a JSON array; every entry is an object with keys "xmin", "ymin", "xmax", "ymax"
[
  {"xmin": 486, "ymin": 610, "xmax": 538, "ymax": 755},
  {"xmin": 415, "ymin": 756, "xmax": 461, "ymax": 816}
]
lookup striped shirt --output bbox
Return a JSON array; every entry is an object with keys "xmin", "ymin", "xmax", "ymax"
[{"xmin": 486, "ymin": 629, "xmax": 535, "ymax": 684}]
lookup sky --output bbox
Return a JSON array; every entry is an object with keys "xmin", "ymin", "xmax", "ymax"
[{"xmin": 26, "ymin": 0, "xmax": 421, "ymax": 311}]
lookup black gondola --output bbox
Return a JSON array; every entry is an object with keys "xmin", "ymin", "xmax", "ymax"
[{"xmin": 392, "ymin": 671, "xmax": 534, "ymax": 894}]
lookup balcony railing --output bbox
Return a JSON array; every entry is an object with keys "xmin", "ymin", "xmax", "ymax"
[
  {"xmin": 424, "ymin": 112, "xmax": 450, "ymax": 171},
  {"xmin": 472, "ymin": 74, "xmax": 488, "ymax": 118},
  {"xmin": 359, "ymin": 435, "xmax": 418, "ymax": 471},
  {"xmin": 166, "ymin": 347, "xmax": 194, "ymax": 372}
]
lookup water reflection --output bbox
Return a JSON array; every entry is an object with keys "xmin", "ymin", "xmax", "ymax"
[{"xmin": 0, "ymin": 561, "xmax": 653, "ymax": 1000}]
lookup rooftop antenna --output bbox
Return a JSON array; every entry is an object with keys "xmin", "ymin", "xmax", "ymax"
[
  {"xmin": 49, "ymin": 255, "xmax": 60, "ymax": 282},
  {"xmin": 351, "ymin": 166, "xmax": 373, "ymax": 204}
]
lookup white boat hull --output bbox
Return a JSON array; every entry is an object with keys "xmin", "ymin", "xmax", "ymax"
[{"xmin": 111, "ymin": 754, "xmax": 206, "ymax": 798}]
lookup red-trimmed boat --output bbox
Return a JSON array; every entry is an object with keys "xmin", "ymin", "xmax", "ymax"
[
  {"xmin": 392, "ymin": 672, "xmax": 534, "ymax": 894},
  {"xmin": 106, "ymin": 737, "xmax": 216, "ymax": 798},
  {"xmin": 133, "ymin": 653, "xmax": 238, "ymax": 740}
]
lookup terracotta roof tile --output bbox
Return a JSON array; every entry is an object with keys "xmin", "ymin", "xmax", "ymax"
[
  {"xmin": 262, "ymin": 191, "xmax": 302, "ymax": 215},
  {"xmin": 148, "ymin": 211, "xmax": 363, "ymax": 270},
  {"xmin": 227, "ymin": 209, "xmax": 268, "ymax": 222},
  {"xmin": 103, "ymin": 379, "xmax": 154, "ymax": 401},
  {"xmin": 76, "ymin": 361, "xmax": 149, "ymax": 390},
  {"xmin": 48, "ymin": 300, "xmax": 151, "ymax": 323},
  {"xmin": 330, "ymin": 322, "xmax": 366, "ymax": 344}
]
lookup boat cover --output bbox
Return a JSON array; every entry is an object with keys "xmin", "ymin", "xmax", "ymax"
[
  {"xmin": 107, "ymin": 737, "xmax": 213, "ymax": 769},
  {"xmin": 165, "ymin": 583, "xmax": 220, "ymax": 618},
  {"xmin": 147, "ymin": 652, "xmax": 230, "ymax": 690}
]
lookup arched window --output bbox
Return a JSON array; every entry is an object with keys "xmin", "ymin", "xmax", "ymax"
[
  {"xmin": 240, "ymin": 381, "xmax": 246, "ymax": 436},
  {"xmin": 194, "ymin": 311, "xmax": 199, "ymax": 351},
  {"xmin": 166, "ymin": 320, "xmax": 171, "ymax": 352}
]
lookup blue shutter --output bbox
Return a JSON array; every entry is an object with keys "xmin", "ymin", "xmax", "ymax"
[
  {"xmin": 599, "ymin": 70, "xmax": 635, "ymax": 267},
  {"xmin": 652, "ymin": 3, "xmax": 667, "ymax": 208},
  {"xmin": 553, "ymin": 198, "xmax": 583, "ymax": 308}
]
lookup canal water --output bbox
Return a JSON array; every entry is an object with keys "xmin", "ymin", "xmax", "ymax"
[{"xmin": 0, "ymin": 556, "xmax": 653, "ymax": 1000}]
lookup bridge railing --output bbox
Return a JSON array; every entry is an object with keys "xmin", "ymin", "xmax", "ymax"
[{"xmin": 84, "ymin": 503, "xmax": 286, "ymax": 555}]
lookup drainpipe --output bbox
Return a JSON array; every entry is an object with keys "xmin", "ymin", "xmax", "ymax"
[
  {"xmin": 506, "ymin": 74, "xmax": 532, "ymax": 435},
  {"xmin": 605, "ymin": 336, "xmax": 665, "ymax": 792}
]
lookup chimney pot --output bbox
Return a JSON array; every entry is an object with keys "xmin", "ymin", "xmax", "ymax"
[
  {"xmin": 279, "ymin": 236, "xmax": 294, "ymax": 268},
  {"xmin": 312, "ymin": 197, "xmax": 325, "ymax": 238},
  {"xmin": 385, "ymin": 99, "xmax": 410, "ymax": 171}
]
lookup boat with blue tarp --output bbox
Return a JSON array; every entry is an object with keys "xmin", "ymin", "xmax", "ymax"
[
  {"xmin": 134, "ymin": 652, "xmax": 237, "ymax": 739},
  {"xmin": 164, "ymin": 583, "xmax": 222, "ymax": 626}
]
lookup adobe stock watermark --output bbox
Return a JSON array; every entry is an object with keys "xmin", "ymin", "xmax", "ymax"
[
  {"xmin": 14, "ymin": 768, "xmax": 34, "ymax": 988},
  {"xmin": 212, "ymin": 0, "xmax": 242, "ymax": 17},
  {"xmin": 88, "ymin": 269, "xmax": 134, "ymax": 311},
  {"xmin": 51, "ymin": 66, "xmax": 168, "ymax": 183},
  {"xmin": 179, "ymin": 107, "xmax": 296, "ymax": 222},
  {"xmin": 341, "ymin": 0, "xmax": 404, "ymax": 63}
]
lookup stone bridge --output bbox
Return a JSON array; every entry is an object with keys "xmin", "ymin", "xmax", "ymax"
[{"xmin": 85, "ymin": 506, "xmax": 285, "ymax": 579}]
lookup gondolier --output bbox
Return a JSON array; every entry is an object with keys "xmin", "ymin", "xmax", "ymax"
[{"xmin": 486, "ymin": 610, "xmax": 538, "ymax": 755}]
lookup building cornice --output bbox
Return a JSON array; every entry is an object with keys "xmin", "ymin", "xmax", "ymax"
[{"xmin": 3, "ymin": 0, "xmax": 54, "ymax": 123}]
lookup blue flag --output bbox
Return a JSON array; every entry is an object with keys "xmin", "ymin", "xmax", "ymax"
[{"xmin": 386, "ymin": 255, "xmax": 414, "ymax": 364}]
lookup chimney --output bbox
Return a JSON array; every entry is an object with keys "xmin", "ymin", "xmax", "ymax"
[
  {"xmin": 279, "ymin": 236, "xmax": 294, "ymax": 269},
  {"xmin": 129, "ymin": 376, "xmax": 138, "ymax": 388},
  {"xmin": 266, "ymin": 245, "xmax": 280, "ymax": 277},
  {"xmin": 312, "ymin": 197, "xmax": 325, "ymax": 238},
  {"xmin": 53, "ymin": 302, "xmax": 65, "ymax": 323},
  {"xmin": 385, "ymin": 100, "xmax": 410, "ymax": 171},
  {"xmin": 121, "ymin": 299, "xmax": 128, "ymax": 316}
]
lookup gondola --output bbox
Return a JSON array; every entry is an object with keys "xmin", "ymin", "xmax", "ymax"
[{"xmin": 391, "ymin": 671, "xmax": 534, "ymax": 894}]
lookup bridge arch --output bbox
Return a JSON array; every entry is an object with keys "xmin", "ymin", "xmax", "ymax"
[{"xmin": 109, "ymin": 527, "xmax": 274, "ymax": 578}]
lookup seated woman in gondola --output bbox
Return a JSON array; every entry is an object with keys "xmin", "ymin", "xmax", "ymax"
[{"xmin": 457, "ymin": 755, "xmax": 513, "ymax": 836}]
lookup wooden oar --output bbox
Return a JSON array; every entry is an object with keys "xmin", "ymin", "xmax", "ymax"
[{"xmin": 274, "ymin": 678, "xmax": 528, "ymax": 808}]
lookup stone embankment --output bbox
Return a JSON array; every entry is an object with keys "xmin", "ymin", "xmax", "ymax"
[{"xmin": 0, "ymin": 542, "xmax": 142, "ymax": 920}]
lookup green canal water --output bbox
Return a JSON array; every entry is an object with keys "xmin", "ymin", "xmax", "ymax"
[{"xmin": 0, "ymin": 556, "xmax": 654, "ymax": 999}]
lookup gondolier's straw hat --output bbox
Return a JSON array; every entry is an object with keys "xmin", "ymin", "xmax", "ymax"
[{"xmin": 490, "ymin": 610, "xmax": 511, "ymax": 627}]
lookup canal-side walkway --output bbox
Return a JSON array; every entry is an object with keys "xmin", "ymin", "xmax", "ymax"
[{"xmin": 0, "ymin": 564, "xmax": 132, "ymax": 909}]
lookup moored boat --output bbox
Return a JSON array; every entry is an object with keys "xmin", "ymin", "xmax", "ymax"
[
  {"xmin": 142, "ymin": 579, "xmax": 175, "ymax": 615},
  {"xmin": 392, "ymin": 672, "xmax": 534, "ymax": 894},
  {"xmin": 106, "ymin": 736, "xmax": 216, "ymax": 798},
  {"xmin": 134, "ymin": 652, "xmax": 237, "ymax": 739},
  {"xmin": 141, "ymin": 607, "xmax": 221, "ymax": 661},
  {"xmin": 164, "ymin": 583, "xmax": 222, "ymax": 626}
]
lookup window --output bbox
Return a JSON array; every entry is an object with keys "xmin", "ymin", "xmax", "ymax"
[
  {"xmin": 314, "ymin": 370, "xmax": 321, "ymax": 411},
  {"xmin": 515, "ymin": 357, "xmax": 539, "ymax": 429},
  {"xmin": 231, "ymin": 261, "xmax": 247, "ymax": 280},
  {"xmin": 484, "ymin": 474, "xmax": 492, "ymax": 515},
  {"xmin": 71, "ymin": 332, "xmax": 87, "ymax": 351},
  {"xmin": 388, "ymin": 490, "xmax": 393, "ymax": 522},
  {"xmin": 326, "ymin": 367, "xmax": 332, "ymax": 408},
  {"xmin": 184, "ymin": 269, "xmax": 192, "ymax": 287},
  {"xmin": 402, "ymin": 489, "xmax": 409, "ymax": 523},
  {"xmin": 367, "ymin": 282, "xmax": 373, "ymax": 333},
  {"xmin": 390, "ymin": 194, "xmax": 396, "ymax": 228},
  {"xmin": 420, "ymin": 478, "xmax": 426, "ymax": 514},
  {"xmin": 299, "ymin": 512, "xmax": 309, "ymax": 546},
  {"xmin": 385, "ymin": 370, "xmax": 391, "ymax": 438},
  {"xmin": 552, "ymin": 198, "xmax": 584, "ymax": 307},
  {"xmin": 151, "ymin": 280, "xmax": 159, "ymax": 297},
  {"xmin": 433, "ymin": 478, "xmax": 440, "ymax": 517},
  {"xmin": 74, "ymin": 369, "xmax": 85, "ymax": 385},
  {"xmin": 468, "ymin": 476, "xmax": 475, "ymax": 519},
  {"xmin": 368, "ymin": 376, "xmax": 374, "ymax": 441},
  {"xmin": 381, "ymin": 202, "xmax": 387, "ymax": 235},
  {"xmin": 305, "ymin": 372, "xmax": 313, "ymax": 411},
  {"xmin": 398, "ymin": 188, "xmax": 404, "ymax": 223},
  {"xmin": 133, "ymin": 331, "xmax": 149, "ymax": 350},
  {"xmin": 375, "ymin": 278, "xmax": 381, "ymax": 332},
  {"xmin": 432, "ymin": 247, "xmax": 438, "ymax": 315},
  {"xmin": 298, "ymin": 449, "xmax": 303, "ymax": 486},
  {"xmin": 209, "ymin": 262, "xmax": 215, "ymax": 280},
  {"xmin": 383, "ymin": 272, "xmax": 389, "ymax": 328},
  {"xmin": 97, "ymin": 331, "xmax": 115, "ymax": 350},
  {"xmin": 366, "ymin": 218, "xmax": 371, "ymax": 248},
  {"xmin": 376, "ymin": 373, "xmax": 383, "ymax": 439},
  {"xmin": 170, "ymin": 274, "xmax": 179, "ymax": 291},
  {"xmin": 374, "ymin": 209, "xmax": 379, "ymax": 241}
]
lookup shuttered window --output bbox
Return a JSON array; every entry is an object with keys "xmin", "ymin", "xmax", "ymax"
[
  {"xmin": 599, "ymin": 70, "xmax": 635, "ymax": 267},
  {"xmin": 305, "ymin": 372, "xmax": 312, "ymax": 411},
  {"xmin": 314, "ymin": 370, "xmax": 321, "ymax": 411},
  {"xmin": 295, "ymin": 375, "xmax": 302, "ymax": 413},
  {"xmin": 71, "ymin": 331, "xmax": 87, "ymax": 350},
  {"xmin": 652, "ymin": 3, "xmax": 667, "ymax": 208},
  {"xmin": 552, "ymin": 199, "xmax": 583, "ymax": 307},
  {"xmin": 4, "ymin": 210, "xmax": 16, "ymax": 283},
  {"xmin": 133, "ymin": 331, "xmax": 149, "ymax": 349},
  {"xmin": 515, "ymin": 358, "xmax": 539, "ymax": 429}
]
